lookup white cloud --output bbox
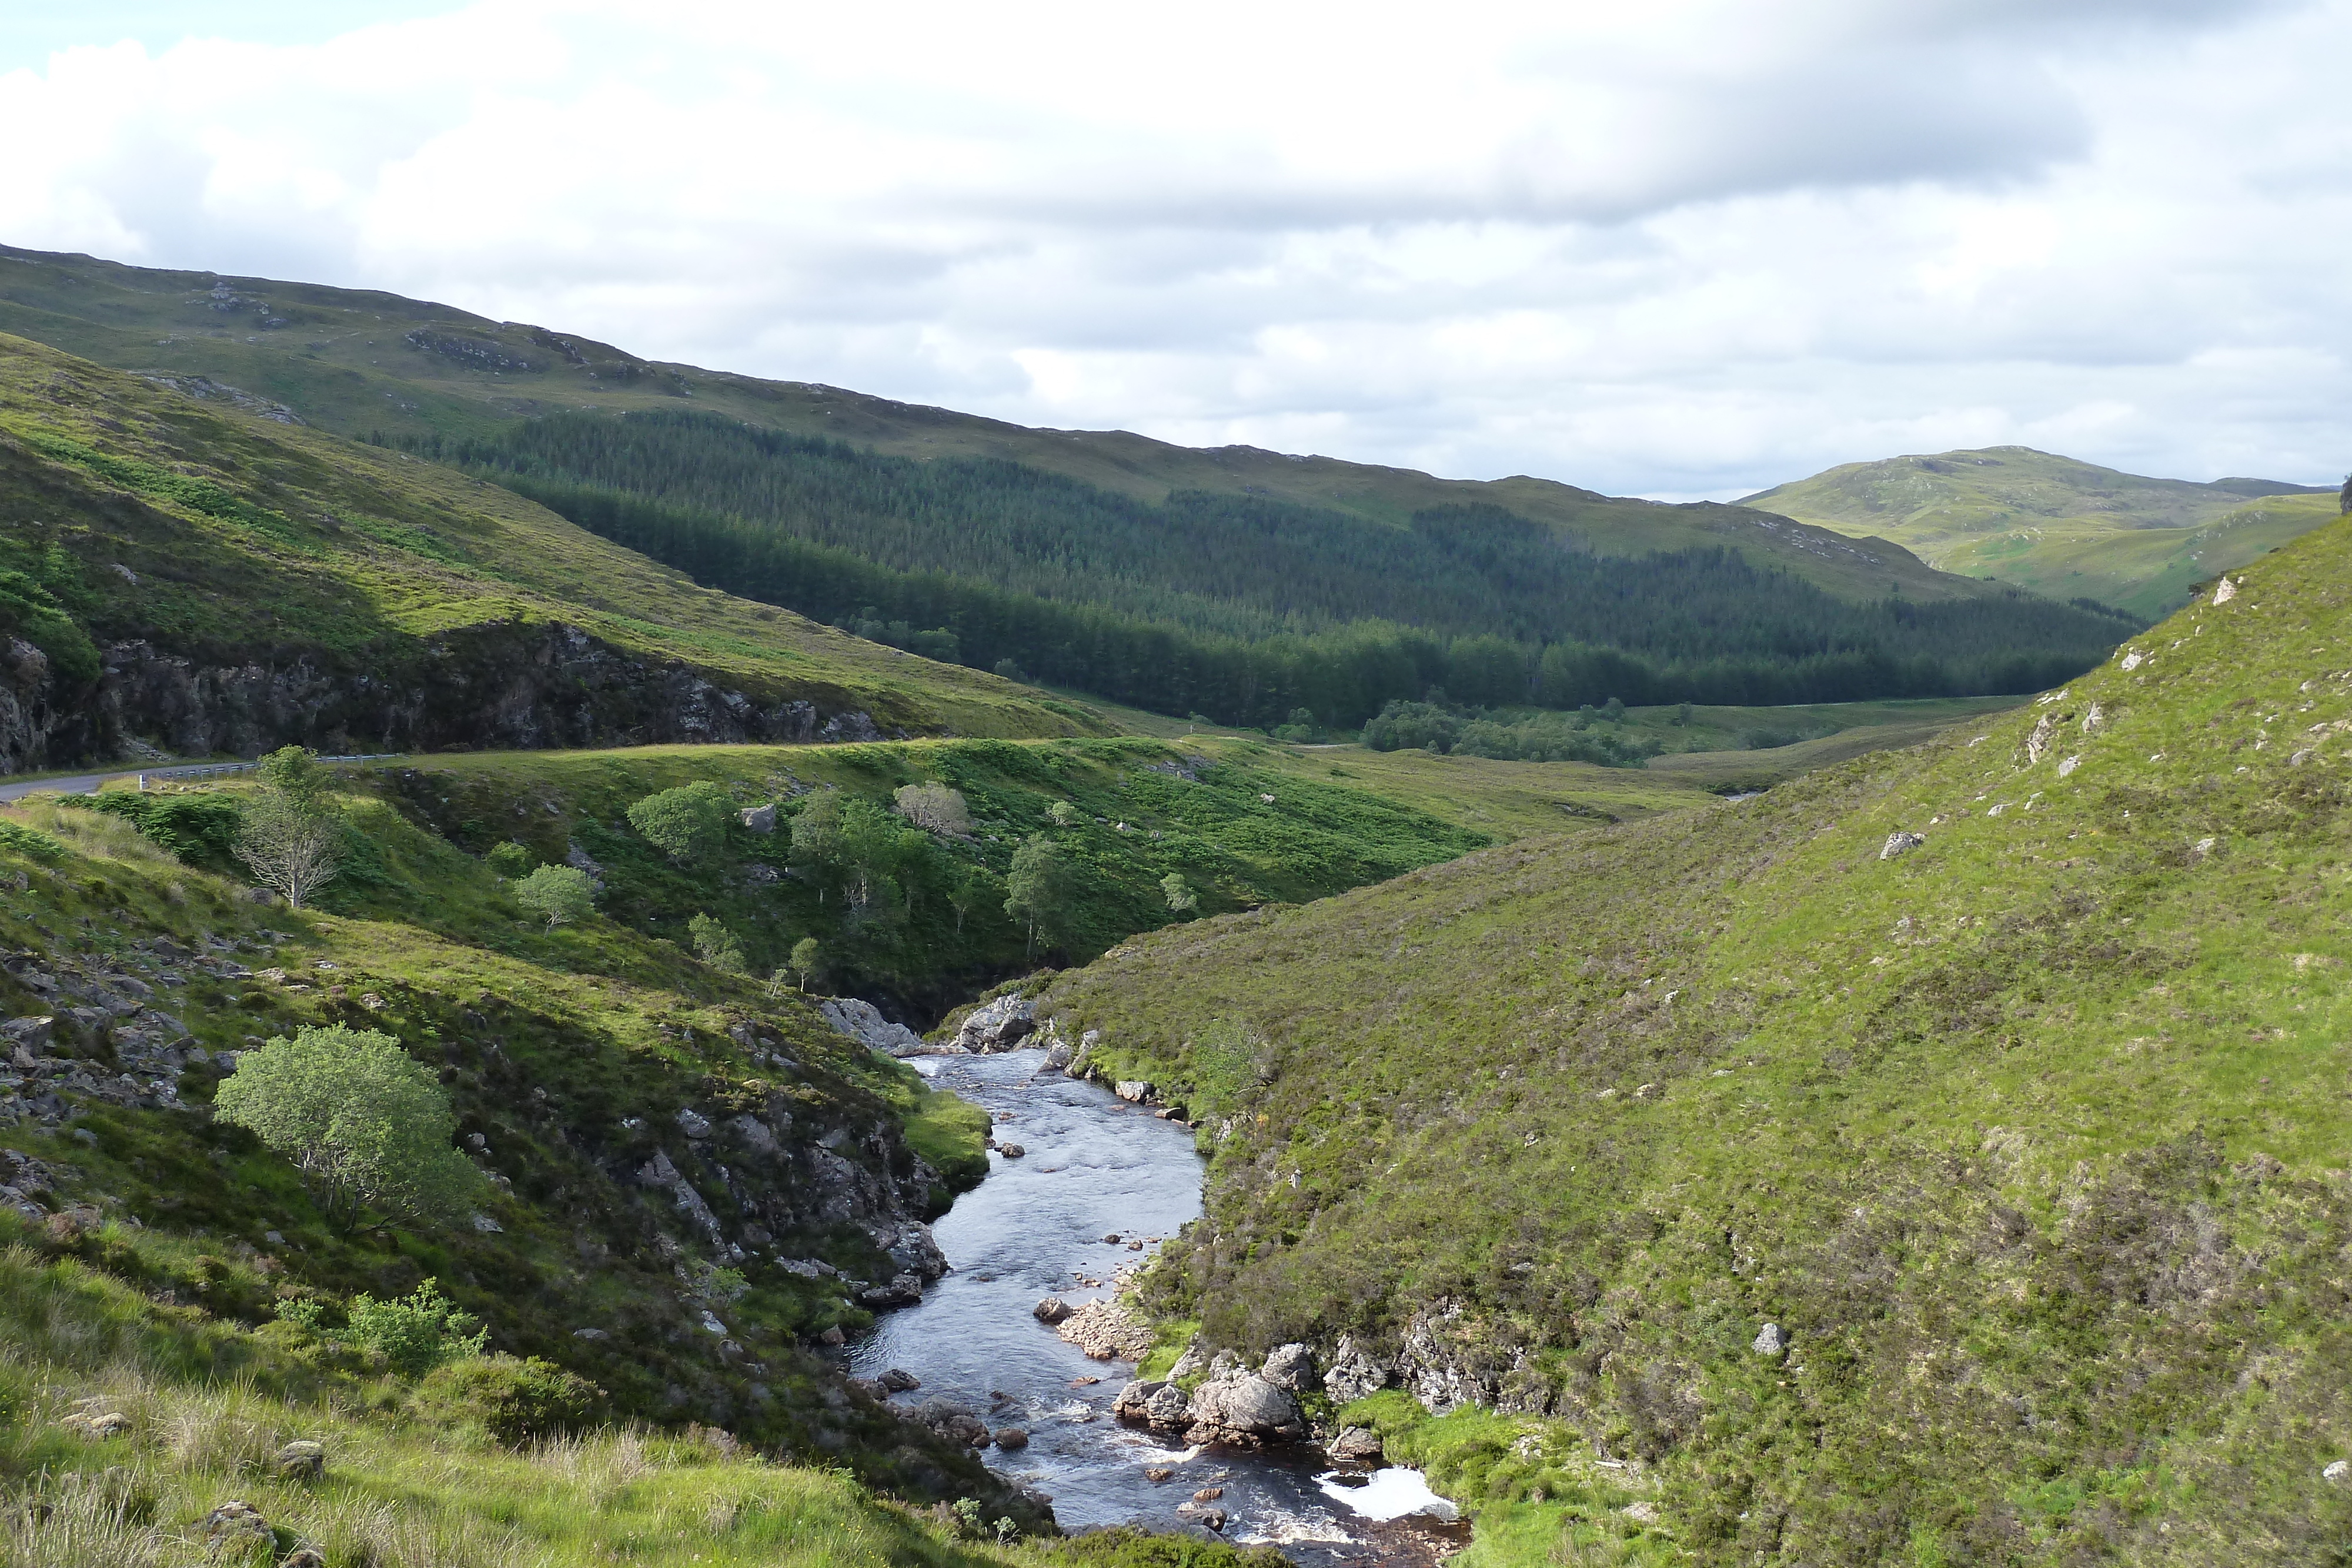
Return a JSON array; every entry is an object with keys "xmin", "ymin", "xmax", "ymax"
[{"xmin": 0, "ymin": 0, "xmax": 2344, "ymax": 496}]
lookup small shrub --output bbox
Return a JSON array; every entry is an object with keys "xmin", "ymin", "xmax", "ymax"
[
  {"xmin": 346, "ymin": 1278, "xmax": 487, "ymax": 1378},
  {"xmin": 0, "ymin": 818, "xmax": 63, "ymax": 862},
  {"xmin": 419, "ymin": 1354, "xmax": 603, "ymax": 1445}
]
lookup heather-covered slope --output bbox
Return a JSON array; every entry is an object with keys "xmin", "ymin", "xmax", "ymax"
[
  {"xmin": 1040, "ymin": 514, "xmax": 2352, "ymax": 1562},
  {"xmin": 0, "ymin": 332, "xmax": 1093, "ymax": 771}
]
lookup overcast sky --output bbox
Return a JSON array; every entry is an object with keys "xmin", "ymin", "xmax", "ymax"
[{"xmin": 1, "ymin": 0, "xmax": 2344, "ymax": 499}]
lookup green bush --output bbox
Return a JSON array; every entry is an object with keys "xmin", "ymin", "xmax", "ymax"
[
  {"xmin": 626, "ymin": 781, "xmax": 733, "ymax": 861},
  {"xmin": 486, "ymin": 841, "xmax": 537, "ymax": 878},
  {"xmin": 0, "ymin": 820, "xmax": 62, "ymax": 862},
  {"xmin": 212, "ymin": 1024, "xmax": 483, "ymax": 1229},
  {"xmin": 419, "ymin": 1353, "xmax": 604, "ymax": 1444},
  {"xmin": 346, "ymin": 1278, "xmax": 487, "ymax": 1378}
]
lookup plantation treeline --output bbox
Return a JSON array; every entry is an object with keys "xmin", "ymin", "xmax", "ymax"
[{"xmin": 420, "ymin": 411, "xmax": 2136, "ymax": 727}]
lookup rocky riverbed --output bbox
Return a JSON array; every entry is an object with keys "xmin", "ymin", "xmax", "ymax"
[{"xmin": 842, "ymin": 1044, "xmax": 1468, "ymax": 1563}]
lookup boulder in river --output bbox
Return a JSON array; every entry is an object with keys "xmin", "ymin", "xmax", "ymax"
[
  {"xmin": 1114, "ymin": 1079, "xmax": 1153, "ymax": 1103},
  {"xmin": 994, "ymin": 1426, "xmax": 1030, "ymax": 1450},
  {"xmin": 1056, "ymin": 1297, "xmax": 1155, "ymax": 1360},
  {"xmin": 1327, "ymin": 1426, "xmax": 1385, "ymax": 1463},
  {"xmin": 1112, "ymin": 1379, "xmax": 1194, "ymax": 1433},
  {"xmin": 950, "ymin": 994, "xmax": 1037, "ymax": 1052},
  {"xmin": 877, "ymin": 1368, "xmax": 921, "ymax": 1393},
  {"xmin": 1033, "ymin": 1296, "xmax": 1072, "ymax": 1325},
  {"xmin": 1183, "ymin": 1372, "xmax": 1307, "ymax": 1447}
]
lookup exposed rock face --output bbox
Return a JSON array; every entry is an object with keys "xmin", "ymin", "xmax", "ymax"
[
  {"xmin": 1322, "ymin": 1334, "xmax": 1396, "ymax": 1404},
  {"xmin": 949, "ymin": 995, "xmax": 1037, "ymax": 1053},
  {"xmin": 819, "ymin": 998, "xmax": 926, "ymax": 1058},
  {"xmin": 1880, "ymin": 830, "xmax": 1926, "ymax": 860},
  {"xmin": 0, "ymin": 622, "xmax": 893, "ymax": 774},
  {"xmin": 1055, "ymin": 1297, "xmax": 1155, "ymax": 1360}
]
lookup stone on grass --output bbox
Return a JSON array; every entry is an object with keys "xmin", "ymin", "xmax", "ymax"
[
  {"xmin": 1753, "ymin": 1322, "xmax": 1789, "ymax": 1356},
  {"xmin": 273, "ymin": 1440, "xmax": 326, "ymax": 1479}
]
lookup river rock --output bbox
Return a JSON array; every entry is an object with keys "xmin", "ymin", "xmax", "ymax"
[
  {"xmin": 1322, "ymin": 1335, "xmax": 1395, "ymax": 1403},
  {"xmin": 1056, "ymin": 1297, "xmax": 1154, "ymax": 1359},
  {"xmin": 913, "ymin": 1398, "xmax": 989, "ymax": 1447},
  {"xmin": 950, "ymin": 994, "xmax": 1037, "ymax": 1052},
  {"xmin": 1184, "ymin": 1372, "xmax": 1306, "ymax": 1447},
  {"xmin": 1033, "ymin": 1296, "xmax": 1072, "ymax": 1325},
  {"xmin": 1114, "ymin": 1079, "xmax": 1153, "ymax": 1103},
  {"xmin": 877, "ymin": 1368, "xmax": 921, "ymax": 1393},
  {"xmin": 1261, "ymin": 1342, "xmax": 1317, "ymax": 1392},
  {"xmin": 994, "ymin": 1426, "xmax": 1030, "ymax": 1450},
  {"xmin": 819, "ymin": 998, "xmax": 926, "ymax": 1057},
  {"xmin": 1112, "ymin": 1379, "xmax": 1194, "ymax": 1433},
  {"xmin": 858, "ymin": 1273, "xmax": 924, "ymax": 1309},
  {"xmin": 1328, "ymin": 1426, "xmax": 1384, "ymax": 1463},
  {"xmin": 877, "ymin": 1220, "xmax": 950, "ymax": 1282}
]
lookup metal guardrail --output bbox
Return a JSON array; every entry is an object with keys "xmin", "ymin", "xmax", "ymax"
[{"xmin": 135, "ymin": 753, "xmax": 406, "ymax": 790}]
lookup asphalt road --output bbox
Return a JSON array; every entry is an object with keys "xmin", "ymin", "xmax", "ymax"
[{"xmin": 0, "ymin": 761, "xmax": 261, "ymax": 803}]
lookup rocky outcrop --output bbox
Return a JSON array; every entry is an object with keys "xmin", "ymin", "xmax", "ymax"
[
  {"xmin": 1322, "ymin": 1334, "xmax": 1395, "ymax": 1404},
  {"xmin": 1112, "ymin": 1370, "xmax": 1306, "ymax": 1447},
  {"xmin": 0, "ymin": 621, "xmax": 894, "ymax": 774},
  {"xmin": 1260, "ymin": 1342, "xmax": 1317, "ymax": 1393},
  {"xmin": 1183, "ymin": 1372, "xmax": 1307, "ymax": 1446},
  {"xmin": 947, "ymin": 995, "xmax": 1037, "ymax": 1053},
  {"xmin": 819, "ymin": 998, "xmax": 925, "ymax": 1058},
  {"xmin": 1327, "ymin": 1426, "xmax": 1384, "ymax": 1463}
]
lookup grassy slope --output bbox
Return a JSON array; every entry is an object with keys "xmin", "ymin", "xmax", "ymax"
[
  {"xmin": 1040, "ymin": 520, "xmax": 2352, "ymax": 1563},
  {"xmin": 1743, "ymin": 444, "xmax": 2338, "ymax": 617},
  {"xmin": 0, "ymin": 1223, "xmax": 1278, "ymax": 1568},
  {"xmin": 0, "ymin": 331, "xmax": 1088, "ymax": 740},
  {"xmin": 0, "ymin": 243, "xmax": 2013, "ymax": 608}
]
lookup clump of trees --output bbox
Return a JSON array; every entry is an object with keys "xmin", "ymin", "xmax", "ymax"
[
  {"xmin": 234, "ymin": 745, "xmax": 345, "ymax": 907},
  {"xmin": 689, "ymin": 912, "xmax": 749, "ymax": 973},
  {"xmin": 213, "ymin": 1024, "xmax": 481, "ymax": 1230},
  {"xmin": 1005, "ymin": 835, "xmax": 1076, "ymax": 955}
]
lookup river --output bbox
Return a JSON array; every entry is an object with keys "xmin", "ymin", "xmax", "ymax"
[{"xmin": 846, "ymin": 1046, "xmax": 1468, "ymax": 1564}]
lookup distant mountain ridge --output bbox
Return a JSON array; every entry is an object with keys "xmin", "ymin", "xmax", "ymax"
[
  {"xmin": 1742, "ymin": 444, "xmax": 2338, "ymax": 618},
  {"xmin": 0, "ymin": 245, "xmax": 2135, "ymax": 724}
]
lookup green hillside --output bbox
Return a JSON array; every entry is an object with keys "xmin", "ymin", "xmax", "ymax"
[
  {"xmin": 0, "ymin": 331, "xmax": 1094, "ymax": 772},
  {"xmin": 1743, "ymin": 444, "xmax": 2338, "ymax": 618},
  {"xmin": 1040, "ymin": 518, "xmax": 2352, "ymax": 1562},
  {"xmin": 0, "ymin": 245, "xmax": 2142, "ymax": 731}
]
